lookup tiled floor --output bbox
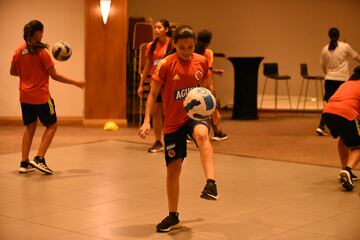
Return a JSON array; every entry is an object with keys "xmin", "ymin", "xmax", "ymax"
[{"xmin": 0, "ymin": 140, "xmax": 359, "ymax": 240}]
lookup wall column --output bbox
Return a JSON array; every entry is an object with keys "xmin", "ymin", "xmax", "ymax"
[{"xmin": 84, "ymin": 0, "xmax": 127, "ymax": 127}]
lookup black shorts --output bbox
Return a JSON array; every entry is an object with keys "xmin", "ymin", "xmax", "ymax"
[
  {"xmin": 163, "ymin": 119, "xmax": 209, "ymax": 166},
  {"xmin": 323, "ymin": 80, "xmax": 344, "ymax": 101},
  {"xmin": 155, "ymin": 93, "xmax": 162, "ymax": 103},
  {"xmin": 323, "ymin": 113, "xmax": 360, "ymax": 147},
  {"xmin": 21, "ymin": 98, "xmax": 57, "ymax": 126}
]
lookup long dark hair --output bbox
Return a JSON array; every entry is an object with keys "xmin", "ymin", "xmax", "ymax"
[
  {"xmin": 195, "ymin": 29, "xmax": 212, "ymax": 55},
  {"xmin": 349, "ymin": 66, "xmax": 360, "ymax": 81},
  {"xmin": 328, "ymin": 27, "xmax": 340, "ymax": 51},
  {"xmin": 173, "ymin": 25, "xmax": 196, "ymax": 44},
  {"xmin": 149, "ymin": 19, "xmax": 173, "ymax": 58},
  {"xmin": 23, "ymin": 20, "xmax": 48, "ymax": 53}
]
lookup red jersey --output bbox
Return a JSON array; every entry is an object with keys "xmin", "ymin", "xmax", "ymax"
[
  {"xmin": 323, "ymin": 80, "xmax": 360, "ymax": 121},
  {"xmin": 152, "ymin": 53, "xmax": 209, "ymax": 134},
  {"xmin": 145, "ymin": 37, "xmax": 171, "ymax": 75},
  {"xmin": 12, "ymin": 43, "xmax": 54, "ymax": 104}
]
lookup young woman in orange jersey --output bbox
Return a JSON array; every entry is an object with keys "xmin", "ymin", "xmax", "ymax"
[
  {"xmin": 195, "ymin": 29, "xmax": 228, "ymax": 141},
  {"xmin": 139, "ymin": 25, "xmax": 218, "ymax": 232},
  {"xmin": 322, "ymin": 66, "xmax": 360, "ymax": 191},
  {"xmin": 137, "ymin": 19, "xmax": 173, "ymax": 153},
  {"xmin": 10, "ymin": 20, "xmax": 85, "ymax": 174}
]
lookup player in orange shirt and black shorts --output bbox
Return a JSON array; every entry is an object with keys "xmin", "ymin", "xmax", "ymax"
[
  {"xmin": 139, "ymin": 25, "xmax": 218, "ymax": 232},
  {"xmin": 322, "ymin": 66, "xmax": 360, "ymax": 191},
  {"xmin": 10, "ymin": 20, "xmax": 85, "ymax": 174},
  {"xmin": 195, "ymin": 29, "xmax": 228, "ymax": 141},
  {"xmin": 137, "ymin": 19, "xmax": 173, "ymax": 153}
]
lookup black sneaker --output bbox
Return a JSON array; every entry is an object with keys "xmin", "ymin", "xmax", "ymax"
[
  {"xmin": 30, "ymin": 156, "xmax": 53, "ymax": 174},
  {"xmin": 19, "ymin": 160, "xmax": 35, "ymax": 173},
  {"xmin": 212, "ymin": 131, "xmax": 228, "ymax": 141},
  {"xmin": 316, "ymin": 127, "xmax": 328, "ymax": 136},
  {"xmin": 148, "ymin": 141, "xmax": 164, "ymax": 153},
  {"xmin": 339, "ymin": 170, "xmax": 353, "ymax": 191},
  {"xmin": 156, "ymin": 214, "xmax": 180, "ymax": 232},
  {"xmin": 200, "ymin": 180, "xmax": 219, "ymax": 200}
]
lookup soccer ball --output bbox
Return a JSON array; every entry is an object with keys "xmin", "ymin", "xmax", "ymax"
[
  {"xmin": 183, "ymin": 87, "xmax": 216, "ymax": 120},
  {"xmin": 52, "ymin": 41, "xmax": 72, "ymax": 61}
]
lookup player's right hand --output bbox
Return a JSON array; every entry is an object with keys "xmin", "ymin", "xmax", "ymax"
[{"xmin": 139, "ymin": 122, "xmax": 151, "ymax": 139}]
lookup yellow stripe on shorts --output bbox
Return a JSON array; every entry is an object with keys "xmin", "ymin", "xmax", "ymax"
[
  {"xmin": 355, "ymin": 119, "xmax": 360, "ymax": 136},
  {"xmin": 48, "ymin": 98, "xmax": 55, "ymax": 115}
]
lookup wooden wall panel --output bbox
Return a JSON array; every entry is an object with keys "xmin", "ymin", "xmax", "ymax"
[{"xmin": 84, "ymin": 0, "xmax": 127, "ymax": 127}]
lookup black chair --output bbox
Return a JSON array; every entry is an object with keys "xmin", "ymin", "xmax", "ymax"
[
  {"xmin": 259, "ymin": 63, "xmax": 292, "ymax": 112},
  {"xmin": 296, "ymin": 63, "xmax": 324, "ymax": 113}
]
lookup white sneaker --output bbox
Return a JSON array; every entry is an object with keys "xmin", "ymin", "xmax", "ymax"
[
  {"xmin": 316, "ymin": 128, "xmax": 328, "ymax": 136},
  {"xmin": 19, "ymin": 161, "xmax": 35, "ymax": 173}
]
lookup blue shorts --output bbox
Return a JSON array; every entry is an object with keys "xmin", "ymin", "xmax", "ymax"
[
  {"xmin": 21, "ymin": 98, "xmax": 57, "ymax": 126},
  {"xmin": 163, "ymin": 119, "xmax": 209, "ymax": 166}
]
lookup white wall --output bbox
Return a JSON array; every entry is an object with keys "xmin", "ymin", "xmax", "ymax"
[
  {"xmin": 0, "ymin": 0, "xmax": 85, "ymax": 117},
  {"xmin": 128, "ymin": 0, "xmax": 360, "ymax": 107}
]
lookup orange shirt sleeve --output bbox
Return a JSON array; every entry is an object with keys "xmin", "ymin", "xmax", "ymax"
[
  {"xmin": 205, "ymin": 49, "xmax": 214, "ymax": 69},
  {"xmin": 152, "ymin": 58, "xmax": 167, "ymax": 85},
  {"xmin": 40, "ymin": 49, "xmax": 55, "ymax": 70},
  {"xmin": 145, "ymin": 42, "xmax": 152, "ymax": 58}
]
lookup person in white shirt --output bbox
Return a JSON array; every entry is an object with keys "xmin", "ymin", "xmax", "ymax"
[{"xmin": 316, "ymin": 27, "xmax": 360, "ymax": 136}]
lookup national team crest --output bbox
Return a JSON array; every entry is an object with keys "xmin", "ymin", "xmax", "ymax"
[
  {"xmin": 194, "ymin": 71, "xmax": 204, "ymax": 81},
  {"xmin": 168, "ymin": 149, "xmax": 176, "ymax": 158}
]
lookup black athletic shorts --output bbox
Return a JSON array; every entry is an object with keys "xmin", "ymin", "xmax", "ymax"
[
  {"xmin": 21, "ymin": 98, "xmax": 57, "ymax": 126},
  {"xmin": 163, "ymin": 119, "xmax": 209, "ymax": 166},
  {"xmin": 323, "ymin": 113, "xmax": 360, "ymax": 147},
  {"xmin": 323, "ymin": 80, "xmax": 344, "ymax": 101},
  {"xmin": 155, "ymin": 92, "xmax": 162, "ymax": 103}
]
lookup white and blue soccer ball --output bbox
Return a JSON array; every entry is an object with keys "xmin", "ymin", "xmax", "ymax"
[
  {"xmin": 52, "ymin": 41, "xmax": 72, "ymax": 61},
  {"xmin": 183, "ymin": 87, "xmax": 216, "ymax": 120}
]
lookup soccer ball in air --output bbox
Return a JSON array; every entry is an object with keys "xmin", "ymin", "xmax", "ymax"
[
  {"xmin": 183, "ymin": 87, "xmax": 216, "ymax": 120},
  {"xmin": 52, "ymin": 41, "xmax": 72, "ymax": 61}
]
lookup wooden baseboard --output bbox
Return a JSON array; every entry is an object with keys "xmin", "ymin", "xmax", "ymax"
[
  {"xmin": 82, "ymin": 118, "xmax": 128, "ymax": 128},
  {"xmin": 0, "ymin": 116, "xmax": 83, "ymax": 125}
]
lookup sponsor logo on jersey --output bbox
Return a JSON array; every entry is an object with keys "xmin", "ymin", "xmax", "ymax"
[
  {"xmin": 174, "ymin": 86, "xmax": 198, "ymax": 100},
  {"xmin": 194, "ymin": 70, "xmax": 204, "ymax": 81},
  {"xmin": 173, "ymin": 74, "xmax": 180, "ymax": 80}
]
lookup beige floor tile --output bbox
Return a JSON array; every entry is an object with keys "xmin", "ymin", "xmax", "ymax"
[
  {"xmin": 0, "ymin": 199, "xmax": 69, "ymax": 219},
  {"xmin": 194, "ymin": 218, "xmax": 288, "ymax": 240},
  {"xmin": 41, "ymin": 232, "xmax": 105, "ymax": 240},
  {"xmin": 77, "ymin": 219, "xmax": 164, "ymax": 240},
  {"xmin": 0, "ymin": 140, "xmax": 359, "ymax": 239},
  {"xmin": 28, "ymin": 209, "xmax": 120, "ymax": 231},
  {"xmin": 0, "ymin": 219, "xmax": 68, "ymax": 240},
  {"xmin": 297, "ymin": 209, "xmax": 360, "ymax": 240},
  {"xmin": 265, "ymin": 230, "xmax": 342, "ymax": 240},
  {"xmin": 82, "ymin": 198, "xmax": 161, "ymax": 220}
]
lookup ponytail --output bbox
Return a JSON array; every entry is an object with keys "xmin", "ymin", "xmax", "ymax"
[{"xmin": 328, "ymin": 27, "xmax": 340, "ymax": 51}]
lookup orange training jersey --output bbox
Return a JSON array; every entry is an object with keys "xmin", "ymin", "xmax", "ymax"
[
  {"xmin": 145, "ymin": 37, "xmax": 171, "ymax": 75},
  {"xmin": 203, "ymin": 49, "xmax": 214, "ymax": 78},
  {"xmin": 12, "ymin": 43, "xmax": 54, "ymax": 104},
  {"xmin": 323, "ymin": 80, "xmax": 360, "ymax": 121},
  {"xmin": 152, "ymin": 53, "xmax": 209, "ymax": 134}
]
